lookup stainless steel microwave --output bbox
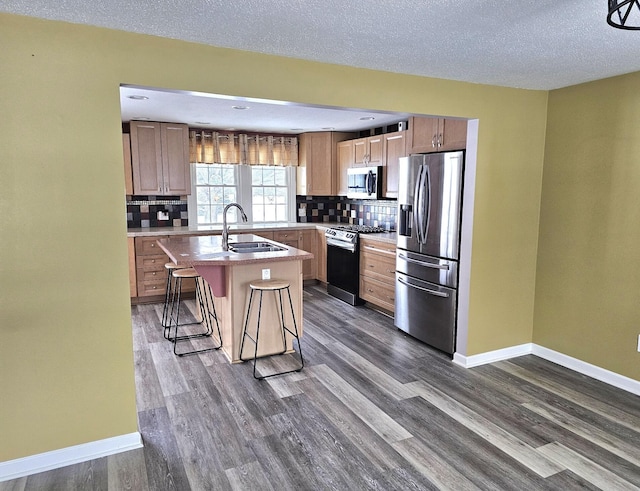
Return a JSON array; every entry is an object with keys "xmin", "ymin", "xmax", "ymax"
[{"xmin": 347, "ymin": 166, "xmax": 382, "ymax": 199}]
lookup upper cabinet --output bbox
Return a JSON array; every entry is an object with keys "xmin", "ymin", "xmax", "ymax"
[
  {"xmin": 354, "ymin": 135, "xmax": 383, "ymax": 166},
  {"xmin": 130, "ymin": 121, "xmax": 191, "ymax": 195},
  {"xmin": 382, "ymin": 131, "xmax": 407, "ymax": 198},
  {"xmin": 407, "ymin": 116, "xmax": 467, "ymax": 154},
  {"xmin": 337, "ymin": 139, "xmax": 354, "ymax": 196},
  {"xmin": 123, "ymin": 133, "xmax": 133, "ymax": 195},
  {"xmin": 297, "ymin": 131, "xmax": 355, "ymax": 196}
]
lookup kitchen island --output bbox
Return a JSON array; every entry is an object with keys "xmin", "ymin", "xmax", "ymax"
[{"xmin": 158, "ymin": 234, "xmax": 313, "ymax": 363}]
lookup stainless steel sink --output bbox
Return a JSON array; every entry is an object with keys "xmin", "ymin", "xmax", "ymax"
[{"xmin": 229, "ymin": 241, "xmax": 286, "ymax": 253}]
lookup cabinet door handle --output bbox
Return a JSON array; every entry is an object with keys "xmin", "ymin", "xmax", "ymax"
[{"xmin": 432, "ymin": 134, "xmax": 437, "ymax": 148}]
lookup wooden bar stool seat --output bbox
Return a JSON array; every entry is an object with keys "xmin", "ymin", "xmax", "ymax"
[
  {"xmin": 167, "ymin": 267, "xmax": 222, "ymax": 357},
  {"xmin": 239, "ymin": 279, "xmax": 304, "ymax": 380}
]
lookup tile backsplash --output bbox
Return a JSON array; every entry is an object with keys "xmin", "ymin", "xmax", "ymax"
[
  {"xmin": 126, "ymin": 194, "xmax": 397, "ymax": 230},
  {"xmin": 296, "ymin": 195, "xmax": 397, "ymax": 231},
  {"xmin": 126, "ymin": 196, "xmax": 188, "ymax": 228}
]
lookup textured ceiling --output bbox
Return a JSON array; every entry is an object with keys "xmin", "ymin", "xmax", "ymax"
[
  {"xmin": 4, "ymin": 1, "xmax": 640, "ymax": 132},
  {"xmin": 2, "ymin": 0, "xmax": 639, "ymax": 90}
]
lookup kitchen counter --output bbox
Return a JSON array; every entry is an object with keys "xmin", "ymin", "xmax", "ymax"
[{"xmin": 157, "ymin": 233, "xmax": 311, "ymax": 363}]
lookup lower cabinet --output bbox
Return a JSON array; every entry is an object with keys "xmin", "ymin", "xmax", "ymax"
[
  {"xmin": 359, "ymin": 237, "xmax": 396, "ymax": 312},
  {"xmin": 316, "ymin": 227, "xmax": 328, "ymax": 283},
  {"xmin": 134, "ymin": 235, "xmax": 195, "ymax": 300},
  {"xmin": 299, "ymin": 229, "xmax": 317, "ymax": 281},
  {"xmin": 274, "ymin": 229, "xmax": 317, "ymax": 281}
]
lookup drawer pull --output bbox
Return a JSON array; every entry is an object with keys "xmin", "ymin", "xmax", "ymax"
[
  {"xmin": 151, "ymin": 259, "xmax": 156, "ymax": 263},
  {"xmin": 363, "ymin": 245, "xmax": 395, "ymax": 256}
]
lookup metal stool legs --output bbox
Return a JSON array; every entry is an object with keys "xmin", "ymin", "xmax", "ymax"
[
  {"xmin": 167, "ymin": 268, "xmax": 222, "ymax": 357},
  {"xmin": 239, "ymin": 281, "xmax": 304, "ymax": 380}
]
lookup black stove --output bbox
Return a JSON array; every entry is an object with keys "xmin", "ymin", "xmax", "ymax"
[{"xmin": 325, "ymin": 224, "xmax": 389, "ymax": 305}]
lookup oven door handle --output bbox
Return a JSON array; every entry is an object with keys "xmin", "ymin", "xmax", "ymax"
[
  {"xmin": 398, "ymin": 276, "xmax": 449, "ymax": 298},
  {"xmin": 397, "ymin": 252, "xmax": 449, "ymax": 270},
  {"xmin": 326, "ymin": 237, "xmax": 356, "ymax": 252}
]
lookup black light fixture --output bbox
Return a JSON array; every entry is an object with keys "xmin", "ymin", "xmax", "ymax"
[{"xmin": 608, "ymin": 0, "xmax": 640, "ymax": 29}]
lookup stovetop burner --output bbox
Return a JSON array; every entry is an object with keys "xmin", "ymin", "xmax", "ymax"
[{"xmin": 331, "ymin": 224, "xmax": 387, "ymax": 234}]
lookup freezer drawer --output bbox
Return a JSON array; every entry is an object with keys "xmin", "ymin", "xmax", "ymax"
[
  {"xmin": 394, "ymin": 271, "xmax": 456, "ymax": 355},
  {"xmin": 396, "ymin": 249, "xmax": 458, "ymax": 288}
]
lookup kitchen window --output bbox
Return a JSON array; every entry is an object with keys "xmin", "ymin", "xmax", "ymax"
[{"xmin": 188, "ymin": 163, "xmax": 296, "ymax": 225}]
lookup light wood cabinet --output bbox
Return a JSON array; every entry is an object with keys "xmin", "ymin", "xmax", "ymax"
[
  {"xmin": 134, "ymin": 235, "xmax": 195, "ymax": 299},
  {"xmin": 354, "ymin": 135, "xmax": 384, "ymax": 166},
  {"xmin": 316, "ymin": 227, "xmax": 328, "ymax": 283},
  {"xmin": 273, "ymin": 230, "xmax": 300, "ymax": 248},
  {"xmin": 130, "ymin": 121, "xmax": 191, "ymax": 195},
  {"xmin": 407, "ymin": 116, "xmax": 467, "ymax": 154},
  {"xmin": 299, "ymin": 229, "xmax": 317, "ymax": 281},
  {"xmin": 382, "ymin": 131, "xmax": 407, "ymax": 198},
  {"xmin": 359, "ymin": 237, "xmax": 396, "ymax": 312},
  {"xmin": 123, "ymin": 134, "xmax": 133, "ymax": 195},
  {"xmin": 128, "ymin": 237, "xmax": 137, "ymax": 298},
  {"xmin": 297, "ymin": 131, "xmax": 355, "ymax": 196},
  {"xmin": 337, "ymin": 140, "xmax": 354, "ymax": 196}
]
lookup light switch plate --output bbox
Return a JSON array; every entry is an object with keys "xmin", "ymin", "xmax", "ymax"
[{"xmin": 262, "ymin": 268, "xmax": 271, "ymax": 280}]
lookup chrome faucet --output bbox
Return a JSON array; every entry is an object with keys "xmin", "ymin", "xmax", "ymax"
[{"xmin": 222, "ymin": 203, "xmax": 248, "ymax": 250}]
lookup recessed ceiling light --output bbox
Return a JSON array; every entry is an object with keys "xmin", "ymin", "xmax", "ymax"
[
  {"xmin": 359, "ymin": 116, "xmax": 375, "ymax": 121},
  {"xmin": 232, "ymin": 105, "xmax": 249, "ymax": 110},
  {"xmin": 128, "ymin": 95, "xmax": 149, "ymax": 100},
  {"xmin": 290, "ymin": 128, "xmax": 304, "ymax": 131},
  {"xmin": 194, "ymin": 121, "xmax": 210, "ymax": 125},
  {"xmin": 321, "ymin": 127, "xmax": 335, "ymax": 130}
]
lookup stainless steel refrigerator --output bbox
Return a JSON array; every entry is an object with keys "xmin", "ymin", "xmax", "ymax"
[{"xmin": 395, "ymin": 151, "xmax": 464, "ymax": 355}]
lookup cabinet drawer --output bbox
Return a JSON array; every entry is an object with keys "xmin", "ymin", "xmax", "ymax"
[
  {"xmin": 136, "ymin": 254, "xmax": 169, "ymax": 271},
  {"xmin": 359, "ymin": 275, "xmax": 395, "ymax": 312},
  {"xmin": 359, "ymin": 240, "xmax": 396, "ymax": 257},
  {"xmin": 135, "ymin": 236, "xmax": 168, "ymax": 255},
  {"xmin": 361, "ymin": 253, "xmax": 396, "ymax": 282},
  {"xmin": 136, "ymin": 274, "xmax": 196, "ymax": 297},
  {"xmin": 273, "ymin": 230, "xmax": 300, "ymax": 245}
]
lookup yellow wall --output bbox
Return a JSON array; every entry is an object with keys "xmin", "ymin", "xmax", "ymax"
[
  {"xmin": 534, "ymin": 72, "xmax": 640, "ymax": 379},
  {"xmin": 0, "ymin": 13, "xmax": 548, "ymax": 461}
]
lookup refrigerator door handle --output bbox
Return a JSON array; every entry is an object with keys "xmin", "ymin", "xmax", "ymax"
[
  {"xmin": 398, "ymin": 276, "xmax": 449, "ymax": 298},
  {"xmin": 415, "ymin": 165, "xmax": 427, "ymax": 244},
  {"xmin": 397, "ymin": 252, "xmax": 450, "ymax": 270},
  {"xmin": 424, "ymin": 166, "xmax": 431, "ymax": 243},
  {"xmin": 412, "ymin": 165, "xmax": 422, "ymax": 242}
]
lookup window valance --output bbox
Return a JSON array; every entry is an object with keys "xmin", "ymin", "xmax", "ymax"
[{"xmin": 189, "ymin": 130, "xmax": 298, "ymax": 166}]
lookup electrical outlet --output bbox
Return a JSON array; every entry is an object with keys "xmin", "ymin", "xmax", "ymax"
[{"xmin": 262, "ymin": 268, "xmax": 271, "ymax": 280}]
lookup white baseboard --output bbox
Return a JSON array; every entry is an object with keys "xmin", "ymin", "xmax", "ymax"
[
  {"xmin": 453, "ymin": 343, "xmax": 640, "ymax": 396},
  {"xmin": 532, "ymin": 345, "xmax": 640, "ymax": 397},
  {"xmin": 452, "ymin": 343, "xmax": 533, "ymax": 368},
  {"xmin": 0, "ymin": 432, "xmax": 142, "ymax": 483}
]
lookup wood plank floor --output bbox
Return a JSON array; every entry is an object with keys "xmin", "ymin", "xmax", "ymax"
[{"xmin": 3, "ymin": 285, "xmax": 640, "ymax": 490}]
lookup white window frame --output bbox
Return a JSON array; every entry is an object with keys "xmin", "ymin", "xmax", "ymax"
[{"xmin": 188, "ymin": 163, "xmax": 297, "ymax": 226}]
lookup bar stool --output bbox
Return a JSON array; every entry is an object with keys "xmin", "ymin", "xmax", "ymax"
[
  {"xmin": 161, "ymin": 262, "xmax": 182, "ymax": 330},
  {"xmin": 239, "ymin": 279, "xmax": 304, "ymax": 380},
  {"xmin": 167, "ymin": 267, "xmax": 222, "ymax": 357}
]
